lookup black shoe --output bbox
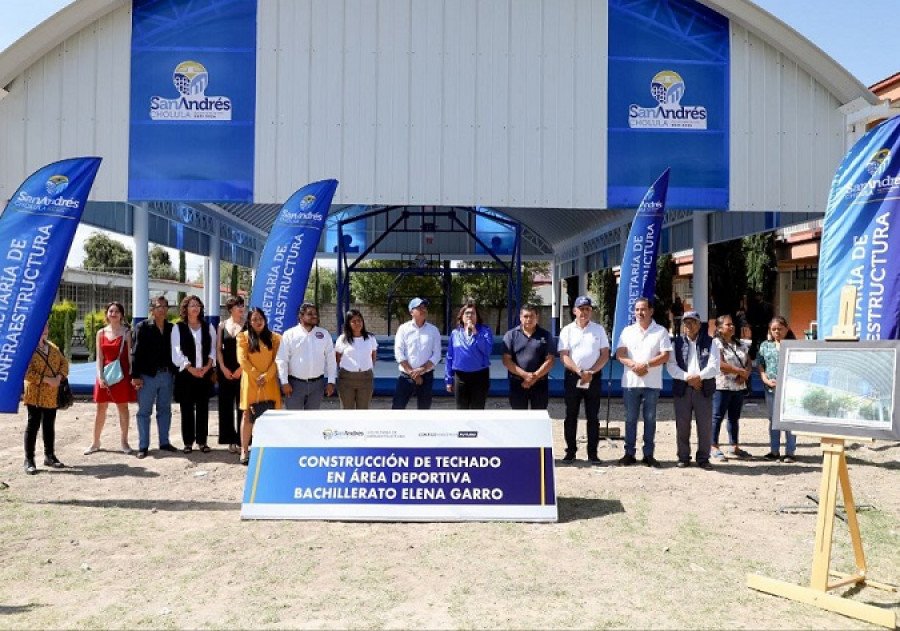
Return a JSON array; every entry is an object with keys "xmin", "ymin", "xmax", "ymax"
[
  {"xmin": 642, "ymin": 456, "xmax": 661, "ymax": 468},
  {"xmin": 24, "ymin": 459, "xmax": 38, "ymax": 475},
  {"xmin": 136, "ymin": 449, "xmax": 148, "ymax": 459},
  {"xmin": 561, "ymin": 452, "xmax": 576, "ymax": 463},
  {"xmin": 698, "ymin": 461, "xmax": 714, "ymax": 470},
  {"xmin": 676, "ymin": 460, "xmax": 690, "ymax": 468},
  {"xmin": 617, "ymin": 454, "xmax": 637, "ymax": 466},
  {"xmin": 588, "ymin": 455, "xmax": 602, "ymax": 465},
  {"xmin": 763, "ymin": 452, "xmax": 780, "ymax": 461},
  {"xmin": 159, "ymin": 444, "xmax": 178, "ymax": 452},
  {"xmin": 43, "ymin": 455, "xmax": 65, "ymax": 468}
]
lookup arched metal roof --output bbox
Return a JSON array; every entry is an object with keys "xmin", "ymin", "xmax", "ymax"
[{"xmin": 0, "ymin": 0, "xmax": 879, "ymax": 255}]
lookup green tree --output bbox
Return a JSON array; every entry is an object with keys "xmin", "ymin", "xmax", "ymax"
[
  {"xmin": 177, "ymin": 250, "xmax": 187, "ymax": 305},
  {"xmin": 588, "ymin": 268, "xmax": 617, "ymax": 332},
  {"xmin": 350, "ymin": 260, "xmax": 443, "ymax": 325},
  {"xmin": 49, "ymin": 300, "xmax": 77, "ymax": 357},
  {"xmin": 83, "ymin": 232, "xmax": 133, "ymax": 274},
  {"xmin": 304, "ymin": 264, "xmax": 337, "ymax": 305},
  {"xmin": 218, "ymin": 262, "xmax": 252, "ymax": 296},
  {"xmin": 458, "ymin": 261, "xmax": 549, "ymax": 330},
  {"xmin": 230, "ymin": 264, "xmax": 239, "ymax": 297},
  {"xmin": 148, "ymin": 245, "xmax": 178, "ymax": 280},
  {"xmin": 653, "ymin": 254, "xmax": 675, "ymax": 330},
  {"xmin": 709, "ymin": 238, "xmax": 748, "ymax": 318},
  {"xmin": 742, "ymin": 232, "xmax": 777, "ymax": 303}
]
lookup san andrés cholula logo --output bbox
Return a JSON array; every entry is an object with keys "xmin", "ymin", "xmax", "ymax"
[
  {"xmin": 149, "ymin": 60, "xmax": 232, "ymax": 121},
  {"xmin": 15, "ymin": 174, "xmax": 80, "ymax": 212},
  {"xmin": 629, "ymin": 70, "xmax": 707, "ymax": 130}
]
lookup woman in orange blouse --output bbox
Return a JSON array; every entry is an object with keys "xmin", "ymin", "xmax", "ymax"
[
  {"xmin": 23, "ymin": 323, "xmax": 70, "ymax": 474},
  {"xmin": 236, "ymin": 308, "xmax": 282, "ymax": 465}
]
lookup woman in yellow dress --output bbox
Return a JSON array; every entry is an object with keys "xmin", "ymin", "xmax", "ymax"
[{"xmin": 237, "ymin": 307, "xmax": 282, "ymax": 465}]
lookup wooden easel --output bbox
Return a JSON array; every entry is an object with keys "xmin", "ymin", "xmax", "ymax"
[{"xmin": 746, "ymin": 287, "xmax": 898, "ymax": 628}]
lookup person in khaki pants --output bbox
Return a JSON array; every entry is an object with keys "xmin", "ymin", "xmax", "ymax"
[{"xmin": 335, "ymin": 309, "xmax": 378, "ymax": 409}]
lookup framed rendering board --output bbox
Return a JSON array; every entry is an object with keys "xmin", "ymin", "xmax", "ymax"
[{"xmin": 773, "ymin": 340, "xmax": 900, "ymax": 440}]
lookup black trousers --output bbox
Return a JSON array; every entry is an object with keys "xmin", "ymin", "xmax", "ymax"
[
  {"xmin": 508, "ymin": 377, "xmax": 549, "ymax": 410},
  {"xmin": 177, "ymin": 373, "xmax": 210, "ymax": 447},
  {"xmin": 24, "ymin": 405, "xmax": 57, "ymax": 459},
  {"xmin": 563, "ymin": 372, "xmax": 602, "ymax": 457},
  {"xmin": 217, "ymin": 376, "xmax": 242, "ymax": 445},
  {"xmin": 453, "ymin": 368, "xmax": 490, "ymax": 409}
]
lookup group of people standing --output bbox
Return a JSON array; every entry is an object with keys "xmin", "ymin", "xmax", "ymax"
[{"xmin": 21, "ymin": 290, "xmax": 796, "ymax": 474}]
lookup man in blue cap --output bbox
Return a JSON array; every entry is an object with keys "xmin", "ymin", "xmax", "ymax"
[
  {"xmin": 557, "ymin": 295, "xmax": 610, "ymax": 464},
  {"xmin": 392, "ymin": 297, "xmax": 442, "ymax": 409}
]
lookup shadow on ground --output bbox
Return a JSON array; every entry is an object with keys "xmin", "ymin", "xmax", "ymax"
[
  {"xmin": 34, "ymin": 498, "xmax": 240, "ymax": 512},
  {"xmin": 557, "ymin": 496, "xmax": 625, "ymax": 523},
  {"xmin": 0, "ymin": 604, "xmax": 45, "ymax": 616}
]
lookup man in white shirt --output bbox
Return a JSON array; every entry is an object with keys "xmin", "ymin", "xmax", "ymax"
[
  {"xmin": 666, "ymin": 310, "xmax": 721, "ymax": 470},
  {"xmin": 392, "ymin": 297, "xmax": 442, "ymax": 410},
  {"xmin": 276, "ymin": 303, "xmax": 337, "ymax": 410},
  {"xmin": 615, "ymin": 297, "xmax": 673, "ymax": 468},
  {"xmin": 557, "ymin": 296, "xmax": 610, "ymax": 464}
]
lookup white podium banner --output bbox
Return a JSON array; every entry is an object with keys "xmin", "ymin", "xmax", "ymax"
[{"xmin": 241, "ymin": 409, "xmax": 557, "ymax": 522}]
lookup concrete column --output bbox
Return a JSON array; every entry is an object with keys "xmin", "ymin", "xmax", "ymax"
[
  {"xmin": 132, "ymin": 203, "xmax": 150, "ymax": 324},
  {"xmin": 208, "ymin": 228, "xmax": 221, "ymax": 326},
  {"xmin": 550, "ymin": 258, "xmax": 560, "ymax": 335},
  {"xmin": 692, "ymin": 212, "xmax": 709, "ymax": 320}
]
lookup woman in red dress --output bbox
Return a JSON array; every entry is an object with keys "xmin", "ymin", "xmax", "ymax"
[{"xmin": 85, "ymin": 302, "xmax": 137, "ymax": 455}]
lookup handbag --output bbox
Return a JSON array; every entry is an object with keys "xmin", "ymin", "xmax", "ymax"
[
  {"xmin": 38, "ymin": 346, "xmax": 74, "ymax": 410},
  {"xmin": 57, "ymin": 377, "xmax": 74, "ymax": 410},
  {"xmin": 249, "ymin": 385, "xmax": 275, "ymax": 422},
  {"xmin": 102, "ymin": 334, "xmax": 127, "ymax": 387}
]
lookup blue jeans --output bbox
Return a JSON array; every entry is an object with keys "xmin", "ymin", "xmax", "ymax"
[
  {"xmin": 392, "ymin": 371, "xmax": 434, "ymax": 410},
  {"xmin": 711, "ymin": 390, "xmax": 745, "ymax": 446},
  {"xmin": 136, "ymin": 371, "xmax": 174, "ymax": 450},
  {"xmin": 622, "ymin": 387, "xmax": 660, "ymax": 458},
  {"xmin": 765, "ymin": 390, "xmax": 796, "ymax": 455}
]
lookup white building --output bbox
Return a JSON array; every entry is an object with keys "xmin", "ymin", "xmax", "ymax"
[{"xmin": 0, "ymin": 0, "xmax": 888, "ymax": 332}]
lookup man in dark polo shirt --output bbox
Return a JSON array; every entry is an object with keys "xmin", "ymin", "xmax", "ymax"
[
  {"xmin": 502, "ymin": 304, "xmax": 556, "ymax": 409},
  {"xmin": 130, "ymin": 296, "xmax": 179, "ymax": 458}
]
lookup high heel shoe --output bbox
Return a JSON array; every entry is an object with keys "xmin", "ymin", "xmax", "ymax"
[
  {"xmin": 239, "ymin": 453, "xmax": 250, "ymax": 466},
  {"xmin": 84, "ymin": 444, "xmax": 100, "ymax": 455},
  {"xmin": 121, "ymin": 443, "xmax": 134, "ymax": 455}
]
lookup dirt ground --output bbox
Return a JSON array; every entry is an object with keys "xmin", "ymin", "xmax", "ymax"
[{"xmin": 1, "ymin": 396, "xmax": 898, "ymax": 630}]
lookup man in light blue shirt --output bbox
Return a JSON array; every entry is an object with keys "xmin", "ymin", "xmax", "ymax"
[{"xmin": 392, "ymin": 298, "xmax": 442, "ymax": 409}]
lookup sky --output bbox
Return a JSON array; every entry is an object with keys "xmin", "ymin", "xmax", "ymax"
[{"xmin": 1, "ymin": 0, "xmax": 898, "ymax": 272}]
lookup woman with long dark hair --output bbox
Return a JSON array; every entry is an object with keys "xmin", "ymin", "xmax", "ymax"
[
  {"xmin": 171, "ymin": 295, "xmax": 217, "ymax": 454},
  {"xmin": 758, "ymin": 315, "xmax": 796, "ymax": 462},
  {"xmin": 216, "ymin": 296, "xmax": 245, "ymax": 453},
  {"xmin": 23, "ymin": 323, "xmax": 69, "ymax": 473},
  {"xmin": 86, "ymin": 301, "xmax": 136, "ymax": 455},
  {"xmin": 710, "ymin": 314, "xmax": 753, "ymax": 460},
  {"xmin": 237, "ymin": 307, "xmax": 282, "ymax": 464},
  {"xmin": 335, "ymin": 309, "xmax": 378, "ymax": 409},
  {"xmin": 445, "ymin": 301, "xmax": 493, "ymax": 409}
]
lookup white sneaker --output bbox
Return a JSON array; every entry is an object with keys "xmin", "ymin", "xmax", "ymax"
[
  {"xmin": 121, "ymin": 444, "xmax": 134, "ymax": 455},
  {"xmin": 84, "ymin": 444, "xmax": 100, "ymax": 455}
]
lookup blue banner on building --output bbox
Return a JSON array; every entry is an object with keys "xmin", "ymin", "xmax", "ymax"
[
  {"xmin": 818, "ymin": 117, "xmax": 900, "ymax": 340},
  {"xmin": 608, "ymin": 0, "xmax": 729, "ymax": 209},
  {"xmin": 0, "ymin": 157, "xmax": 102, "ymax": 412},
  {"xmin": 474, "ymin": 207, "xmax": 515, "ymax": 255},
  {"xmin": 249, "ymin": 179, "xmax": 338, "ymax": 333},
  {"xmin": 611, "ymin": 169, "xmax": 670, "ymax": 351},
  {"xmin": 325, "ymin": 205, "xmax": 368, "ymax": 254},
  {"xmin": 128, "ymin": 0, "xmax": 257, "ymax": 201}
]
